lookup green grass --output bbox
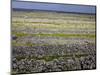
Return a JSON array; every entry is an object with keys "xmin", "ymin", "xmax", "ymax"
[
  {"xmin": 13, "ymin": 32, "xmax": 29, "ymax": 37},
  {"xmin": 33, "ymin": 33, "xmax": 95, "ymax": 38},
  {"xmin": 12, "ymin": 22, "xmax": 95, "ymax": 33},
  {"xmin": 13, "ymin": 32, "xmax": 95, "ymax": 39}
]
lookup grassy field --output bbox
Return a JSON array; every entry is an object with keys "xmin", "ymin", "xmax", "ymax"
[{"xmin": 12, "ymin": 10, "xmax": 96, "ymax": 74}]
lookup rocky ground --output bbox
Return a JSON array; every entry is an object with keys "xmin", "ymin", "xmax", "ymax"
[{"xmin": 12, "ymin": 43, "xmax": 96, "ymax": 74}]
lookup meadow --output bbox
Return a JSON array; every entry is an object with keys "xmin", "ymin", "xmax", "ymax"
[{"xmin": 12, "ymin": 10, "xmax": 96, "ymax": 74}]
